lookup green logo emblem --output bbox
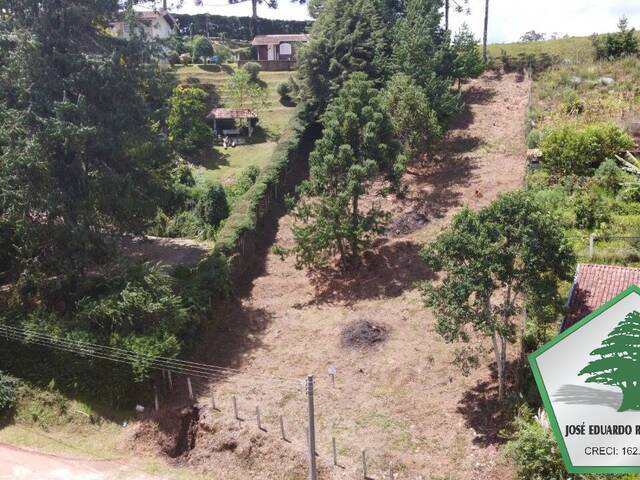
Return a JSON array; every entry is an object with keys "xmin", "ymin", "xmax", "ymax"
[
  {"xmin": 579, "ymin": 310, "xmax": 640, "ymax": 412},
  {"xmin": 530, "ymin": 285, "xmax": 640, "ymax": 474}
]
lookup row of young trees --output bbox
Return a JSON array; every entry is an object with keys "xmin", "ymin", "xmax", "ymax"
[{"xmin": 285, "ymin": 0, "xmax": 484, "ymax": 269}]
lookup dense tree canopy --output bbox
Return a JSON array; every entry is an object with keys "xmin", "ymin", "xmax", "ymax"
[
  {"xmin": 0, "ymin": 1, "xmax": 175, "ymax": 290},
  {"xmin": 167, "ymin": 85, "xmax": 212, "ymax": 155}
]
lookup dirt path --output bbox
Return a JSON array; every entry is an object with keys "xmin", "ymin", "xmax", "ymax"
[
  {"xmin": 0, "ymin": 443, "xmax": 159, "ymax": 480},
  {"xmin": 173, "ymin": 72, "xmax": 529, "ymax": 480}
]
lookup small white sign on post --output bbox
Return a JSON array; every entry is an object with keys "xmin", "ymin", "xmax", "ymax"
[{"xmin": 327, "ymin": 366, "xmax": 337, "ymax": 387}]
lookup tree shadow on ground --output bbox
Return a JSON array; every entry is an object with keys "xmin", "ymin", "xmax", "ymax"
[
  {"xmin": 300, "ymin": 239, "xmax": 436, "ymax": 307},
  {"xmin": 388, "ymin": 144, "xmax": 478, "ymax": 237},
  {"xmin": 187, "ymin": 147, "xmax": 230, "ymax": 171},
  {"xmin": 456, "ymin": 360, "xmax": 520, "ymax": 447}
]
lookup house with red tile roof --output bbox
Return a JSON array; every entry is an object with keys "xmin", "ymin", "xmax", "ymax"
[{"xmin": 562, "ymin": 263, "xmax": 640, "ymax": 331}]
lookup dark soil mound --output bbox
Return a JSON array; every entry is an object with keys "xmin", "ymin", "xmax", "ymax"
[{"xmin": 340, "ymin": 320, "xmax": 388, "ymax": 349}]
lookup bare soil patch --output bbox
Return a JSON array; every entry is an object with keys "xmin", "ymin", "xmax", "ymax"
[{"xmin": 136, "ymin": 72, "xmax": 528, "ymax": 480}]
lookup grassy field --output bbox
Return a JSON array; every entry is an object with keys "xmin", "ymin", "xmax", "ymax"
[{"xmin": 174, "ymin": 64, "xmax": 296, "ymax": 185}]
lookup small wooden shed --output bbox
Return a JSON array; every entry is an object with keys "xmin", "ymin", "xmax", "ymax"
[{"xmin": 206, "ymin": 108, "xmax": 258, "ymax": 138}]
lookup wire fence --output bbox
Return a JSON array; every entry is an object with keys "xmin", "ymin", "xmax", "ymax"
[{"xmin": 1, "ymin": 325, "xmax": 407, "ymax": 479}]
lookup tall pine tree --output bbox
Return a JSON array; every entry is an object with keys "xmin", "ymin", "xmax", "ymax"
[
  {"xmin": 297, "ymin": 0, "xmax": 387, "ymax": 116},
  {"xmin": 390, "ymin": 0, "xmax": 461, "ymax": 123},
  {"xmin": 579, "ymin": 310, "xmax": 640, "ymax": 412},
  {"xmin": 0, "ymin": 1, "xmax": 176, "ymax": 284},
  {"xmin": 291, "ymin": 73, "xmax": 405, "ymax": 269}
]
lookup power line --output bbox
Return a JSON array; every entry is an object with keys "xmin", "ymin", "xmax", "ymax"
[{"xmin": 0, "ymin": 324, "xmax": 303, "ymax": 390}]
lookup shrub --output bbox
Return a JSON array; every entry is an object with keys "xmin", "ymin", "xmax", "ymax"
[
  {"xmin": 504, "ymin": 408, "xmax": 567, "ymax": 480},
  {"xmin": 213, "ymin": 43, "xmax": 233, "ymax": 63},
  {"xmin": 179, "ymin": 53, "xmax": 192, "ymax": 65},
  {"xmin": 198, "ymin": 183, "xmax": 230, "ymax": 227},
  {"xmin": 574, "ymin": 193, "xmax": 610, "ymax": 230},
  {"xmin": 540, "ymin": 122, "xmax": 635, "ymax": 176},
  {"xmin": 561, "ymin": 90, "xmax": 585, "ymax": 116},
  {"xmin": 527, "ymin": 129, "xmax": 543, "ymax": 149},
  {"xmin": 277, "ymin": 81, "xmax": 292, "ymax": 100},
  {"xmin": 0, "ymin": 371, "xmax": 18, "ymax": 415},
  {"xmin": 593, "ymin": 16, "xmax": 639, "ymax": 60},
  {"xmin": 594, "ymin": 158, "xmax": 624, "ymax": 193},
  {"xmin": 226, "ymin": 165, "xmax": 261, "ymax": 204},
  {"xmin": 242, "ymin": 61, "xmax": 261, "ymax": 82}
]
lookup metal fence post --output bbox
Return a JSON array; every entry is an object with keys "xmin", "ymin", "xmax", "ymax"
[{"xmin": 306, "ymin": 375, "xmax": 318, "ymax": 480}]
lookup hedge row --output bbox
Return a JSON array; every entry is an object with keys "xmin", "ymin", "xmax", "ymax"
[
  {"xmin": 213, "ymin": 113, "xmax": 319, "ymax": 279},
  {"xmin": 174, "ymin": 14, "xmax": 312, "ymax": 41},
  {"xmin": 493, "ymin": 52, "xmax": 561, "ymax": 73}
]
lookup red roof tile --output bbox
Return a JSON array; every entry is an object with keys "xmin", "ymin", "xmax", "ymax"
[{"xmin": 563, "ymin": 263, "xmax": 640, "ymax": 330}]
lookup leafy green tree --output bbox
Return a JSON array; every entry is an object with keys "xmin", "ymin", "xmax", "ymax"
[
  {"xmin": 390, "ymin": 0, "xmax": 461, "ymax": 122},
  {"xmin": 223, "ymin": 69, "xmax": 269, "ymax": 113},
  {"xmin": 451, "ymin": 23, "xmax": 484, "ymax": 89},
  {"xmin": 579, "ymin": 310, "xmax": 640, "ymax": 412},
  {"xmin": 291, "ymin": 73, "xmax": 405, "ymax": 269},
  {"xmin": 421, "ymin": 192, "xmax": 575, "ymax": 399},
  {"xmin": 191, "ymin": 35, "xmax": 213, "ymax": 63},
  {"xmin": 297, "ymin": 0, "xmax": 387, "ymax": 115},
  {"xmin": 168, "ymin": 85, "xmax": 212, "ymax": 155},
  {"xmin": 0, "ymin": 0, "xmax": 176, "ymax": 285},
  {"xmin": 382, "ymin": 73, "xmax": 442, "ymax": 160},
  {"xmin": 197, "ymin": 183, "xmax": 230, "ymax": 227}
]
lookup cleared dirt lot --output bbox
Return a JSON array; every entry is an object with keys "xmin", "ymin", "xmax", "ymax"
[{"xmin": 133, "ymin": 71, "xmax": 529, "ymax": 480}]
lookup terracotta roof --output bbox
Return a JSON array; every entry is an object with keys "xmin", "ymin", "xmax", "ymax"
[
  {"xmin": 563, "ymin": 263, "xmax": 640, "ymax": 330},
  {"xmin": 206, "ymin": 108, "xmax": 258, "ymax": 120},
  {"xmin": 251, "ymin": 34, "xmax": 309, "ymax": 46}
]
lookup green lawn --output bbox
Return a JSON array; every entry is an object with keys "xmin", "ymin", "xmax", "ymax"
[{"xmin": 173, "ymin": 64, "xmax": 296, "ymax": 185}]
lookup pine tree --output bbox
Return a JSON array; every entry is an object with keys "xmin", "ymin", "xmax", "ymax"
[
  {"xmin": 297, "ymin": 0, "xmax": 387, "ymax": 116},
  {"xmin": 291, "ymin": 73, "xmax": 405, "ymax": 269},
  {"xmin": 451, "ymin": 23, "xmax": 484, "ymax": 90},
  {"xmin": 390, "ymin": 0, "xmax": 461, "ymax": 122},
  {"xmin": 579, "ymin": 310, "xmax": 640, "ymax": 412}
]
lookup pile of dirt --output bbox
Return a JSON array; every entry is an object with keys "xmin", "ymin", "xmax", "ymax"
[{"xmin": 340, "ymin": 320, "xmax": 388, "ymax": 349}]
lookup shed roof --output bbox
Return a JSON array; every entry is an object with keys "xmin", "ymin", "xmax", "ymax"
[
  {"xmin": 251, "ymin": 34, "xmax": 309, "ymax": 46},
  {"xmin": 207, "ymin": 108, "xmax": 258, "ymax": 120},
  {"xmin": 563, "ymin": 263, "xmax": 640, "ymax": 330}
]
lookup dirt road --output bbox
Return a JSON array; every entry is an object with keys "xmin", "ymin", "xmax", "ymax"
[
  {"xmin": 138, "ymin": 71, "xmax": 529, "ymax": 479},
  {"xmin": 0, "ymin": 443, "xmax": 157, "ymax": 480}
]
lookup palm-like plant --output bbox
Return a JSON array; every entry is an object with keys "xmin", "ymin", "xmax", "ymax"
[{"xmin": 616, "ymin": 151, "xmax": 640, "ymax": 199}]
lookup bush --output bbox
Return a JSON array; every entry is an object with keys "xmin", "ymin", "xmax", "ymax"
[
  {"xmin": 561, "ymin": 90, "xmax": 585, "ymax": 116},
  {"xmin": 277, "ymin": 81, "xmax": 292, "ymax": 100},
  {"xmin": 527, "ymin": 129, "xmax": 543, "ymax": 149},
  {"xmin": 593, "ymin": 158, "xmax": 624, "ymax": 193},
  {"xmin": 242, "ymin": 62, "xmax": 261, "ymax": 82},
  {"xmin": 540, "ymin": 122, "xmax": 635, "ymax": 176},
  {"xmin": 226, "ymin": 165, "xmax": 261, "ymax": 204},
  {"xmin": 179, "ymin": 53, "xmax": 192, "ymax": 65},
  {"xmin": 504, "ymin": 408, "xmax": 567, "ymax": 480},
  {"xmin": 574, "ymin": 193, "xmax": 610, "ymax": 230},
  {"xmin": 593, "ymin": 16, "xmax": 639, "ymax": 60},
  {"xmin": 0, "ymin": 371, "xmax": 18, "ymax": 415},
  {"xmin": 198, "ymin": 183, "xmax": 230, "ymax": 227}
]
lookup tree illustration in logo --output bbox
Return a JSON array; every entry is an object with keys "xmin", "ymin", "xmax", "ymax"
[{"xmin": 579, "ymin": 310, "xmax": 640, "ymax": 412}]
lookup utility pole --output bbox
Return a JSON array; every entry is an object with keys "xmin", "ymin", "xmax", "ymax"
[{"xmin": 306, "ymin": 376, "xmax": 317, "ymax": 480}]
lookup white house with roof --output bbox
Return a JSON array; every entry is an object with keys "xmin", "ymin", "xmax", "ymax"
[{"xmin": 110, "ymin": 6, "xmax": 177, "ymax": 40}]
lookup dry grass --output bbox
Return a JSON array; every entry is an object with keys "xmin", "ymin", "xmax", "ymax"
[{"xmin": 164, "ymin": 71, "xmax": 530, "ymax": 480}]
